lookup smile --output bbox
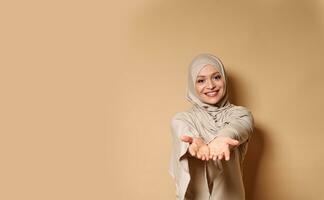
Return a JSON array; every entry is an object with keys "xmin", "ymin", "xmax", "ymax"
[{"xmin": 204, "ymin": 90, "xmax": 219, "ymax": 97}]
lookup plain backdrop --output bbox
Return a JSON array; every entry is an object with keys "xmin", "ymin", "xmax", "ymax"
[{"xmin": 1, "ymin": 0, "xmax": 324, "ymax": 199}]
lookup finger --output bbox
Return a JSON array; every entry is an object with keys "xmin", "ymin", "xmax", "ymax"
[
  {"xmin": 224, "ymin": 149, "xmax": 230, "ymax": 161},
  {"xmin": 209, "ymin": 152, "xmax": 214, "ymax": 159},
  {"xmin": 200, "ymin": 146, "xmax": 209, "ymax": 157},
  {"xmin": 181, "ymin": 135, "xmax": 193, "ymax": 143},
  {"xmin": 212, "ymin": 154, "xmax": 217, "ymax": 161},
  {"xmin": 191, "ymin": 143, "xmax": 199, "ymax": 154},
  {"xmin": 197, "ymin": 152, "xmax": 202, "ymax": 159},
  {"xmin": 197, "ymin": 152, "xmax": 202, "ymax": 160},
  {"xmin": 197, "ymin": 149, "xmax": 203, "ymax": 159},
  {"xmin": 204, "ymin": 152, "xmax": 209, "ymax": 161},
  {"xmin": 201, "ymin": 149, "xmax": 208, "ymax": 161},
  {"xmin": 188, "ymin": 145, "xmax": 195, "ymax": 156},
  {"xmin": 210, "ymin": 150, "xmax": 218, "ymax": 159},
  {"xmin": 191, "ymin": 143, "xmax": 198, "ymax": 152},
  {"xmin": 218, "ymin": 153, "xmax": 223, "ymax": 160},
  {"xmin": 205, "ymin": 155, "xmax": 209, "ymax": 161},
  {"xmin": 209, "ymin": 147, "xmax": 215, "ymax": 158},
  {"xmin": 188, "ymin": 146, "xmax": 196, "ymax": 156},
  {"xmin": 227, "ymin": 138, "xmax": 239, "ymax": 146}
]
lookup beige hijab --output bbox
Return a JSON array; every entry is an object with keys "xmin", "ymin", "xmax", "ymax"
[
  {"xmin": 183, "ymin": 53, "xmax": 241, "ymax": 143},
  {"xmin": 186, "ymin": 53, "xmax": 230, "ymax": 110}
]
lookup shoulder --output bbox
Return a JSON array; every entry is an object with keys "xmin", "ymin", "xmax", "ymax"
[
  {"xmin": 227, "ymin": 105, "xmax": 254, "ymax": 118},
  {"xmin": 170, "ymin": 109, "xmax": 196, "ymax": 126},
  {"xmin": 228, "ymin": 105, "xmax": 252, "ymax": 113},
  {"xmin": 171, "ymin": 111, "xmax": 190, "ymax": 123}
]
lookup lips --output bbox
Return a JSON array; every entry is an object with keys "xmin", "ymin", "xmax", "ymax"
[{"xmin": 205, "ymin": 90, "xmax": 219, "ymax": 97}]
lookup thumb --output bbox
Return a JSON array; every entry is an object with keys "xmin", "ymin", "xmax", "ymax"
[
  {"xmin": 227, "ymin": 138, "xmax": 239, "ymax": 146},
  {"xmin": 180, "ymin": 135, "xmax": 193, "ymax": 143}
]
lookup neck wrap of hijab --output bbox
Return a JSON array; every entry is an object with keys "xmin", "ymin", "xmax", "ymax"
[{"xmin": 184, "ymin": 54, "xmax": 235, "ymax": 143}]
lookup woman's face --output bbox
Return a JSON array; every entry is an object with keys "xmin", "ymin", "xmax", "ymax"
[{"xmin": 195, "ymin": 64, "xmax": 225, "ymax": 105}]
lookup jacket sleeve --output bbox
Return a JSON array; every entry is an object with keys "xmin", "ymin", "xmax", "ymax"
[
  {"xmin": 169, "ymin": 114, "xmax": 195, "ymax": 200},
  {"xmin": 214, "ymin": 106, "xmax": 254, "ymax": 145},
  {"xmin": 170, "ymin": 115, "xmax": 194, "ymax": 161}
]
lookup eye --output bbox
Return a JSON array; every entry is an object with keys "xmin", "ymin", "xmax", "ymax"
[
  {"xmin": 196, "ymin": 79, "xmax": 205, "ymax": 84},
  {"xmin": 213, "ymin": 74, "xmax": 222, "ymax": 80}
]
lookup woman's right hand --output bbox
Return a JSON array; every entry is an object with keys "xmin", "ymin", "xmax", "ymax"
[{"xmin": 181, "ymin": 135, "xmax": 210, "ymax": 161}]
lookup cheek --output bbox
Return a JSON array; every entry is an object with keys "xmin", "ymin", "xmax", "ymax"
[
  {"xmin": 195, "ymin": 85, "xmax": 204, "ymax": 95},
  {"xmin": 219, "ymin": 80, "xmax": 225, "ymax": 89}
]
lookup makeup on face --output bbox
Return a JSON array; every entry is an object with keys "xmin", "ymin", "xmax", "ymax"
[{"xmin": 194, "ymin": 64, "xmax": 225, "ymax": 105}]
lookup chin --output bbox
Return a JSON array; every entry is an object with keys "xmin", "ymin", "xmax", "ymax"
[{"xmin": 203, "ymin": 98, "xmax": 220, "ymax": 105}]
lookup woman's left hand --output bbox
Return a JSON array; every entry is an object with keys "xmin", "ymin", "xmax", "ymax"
[{"xmin": 208, "ymin": 136, "xmax": 239, "ymax": 161}]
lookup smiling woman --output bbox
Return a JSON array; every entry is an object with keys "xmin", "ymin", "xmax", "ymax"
[
  {"xmin": 169, "ymin": 54, "xmax": 254, "ymax": 200},
  {"xmin": 195, "ymin": 65, "xmax": 225, "ymax": 105}
]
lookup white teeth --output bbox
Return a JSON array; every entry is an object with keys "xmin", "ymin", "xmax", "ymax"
[{"xmin": 205, "ymin": 91, "xmax": 218, "ymax": 97}]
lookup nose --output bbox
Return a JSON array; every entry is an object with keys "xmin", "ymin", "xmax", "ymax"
[{"xmin": 206, "ymin": 79, "xmax": 216, "ymax": 89}]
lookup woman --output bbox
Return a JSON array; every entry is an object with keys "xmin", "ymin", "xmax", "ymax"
[{"xmin": 169, "ymin": 53, "xmax": 254, "ymax": 200}]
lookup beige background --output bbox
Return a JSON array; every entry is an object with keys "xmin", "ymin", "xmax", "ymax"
[{"xmin": 1, "ymin": 0, "xmax": 324, "ymax": 199}]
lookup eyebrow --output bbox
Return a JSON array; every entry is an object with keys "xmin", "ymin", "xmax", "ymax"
[{"xmin": 196, "ymin": 72, "xmax": 220, "ymax": 78}]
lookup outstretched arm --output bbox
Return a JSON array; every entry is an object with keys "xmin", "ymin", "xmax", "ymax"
[
  {"xmin": 208, "ymin": 107, "xmax": 254, "ymax": 161},
  {"xmin": 171, "ymin": 116, "xmax": 209, "ymax": 161},
  {"xmin": 216, "ymin": 107, "xmax": 254, "ymax": 144}
]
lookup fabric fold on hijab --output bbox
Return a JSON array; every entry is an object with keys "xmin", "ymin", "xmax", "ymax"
[{"xmin": 184, "ymin": 53, "xmax": 234, "ymax": 143}]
